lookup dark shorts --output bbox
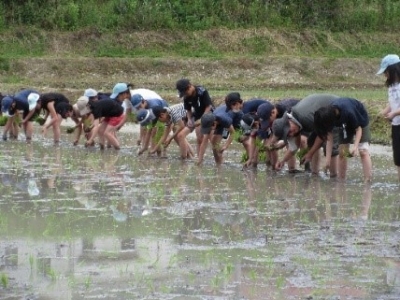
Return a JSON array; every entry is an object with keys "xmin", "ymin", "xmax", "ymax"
[
  {"xmin": 339, "ymin": 124, "xmax": 371, "ymax": 144},
  {"xmin": 214, "ymin": 124, "xmax": 224, "ymax": 136},
  {"xmin": 257, "ymin": 128, "xmax": 272, "ymax": 140},
  {"xmin": 392, "ymin": 125, "xmax": 400, "ymax": 166},
  {"xmin": 22, "ymin": 109, "xmax": 38, "ymax": 121}
]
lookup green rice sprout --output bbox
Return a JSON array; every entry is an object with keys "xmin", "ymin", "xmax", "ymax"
[
  {"xmin": 234, "ymin": 129, "xmax": 244, "ymax": 142},
  {"xmin": 1, "ymin": 273, "xmax": 8, "ymax": 288},
  {"xmin": 296, "ymin": 147, "xmax": 309, "ymax": 161},
  {"xmin": 34, "ymin": 116, "xmax": 46, "ymax": 126},
  {"xmin": 0, "ymin": 116, "xmax": 8, "ymax": 126},
  {"xmin": 66, "ymin": 126, "xmax": 75, "ymax": 134},
  {"xmin": 241, "ymin": 138, "xmax": 268, "ymax": 163},
  {"xmin": 127, "ymin": 112, "xmax": 137, "ymax": 123},
  {"xmin": 342, "ymin": 148, "xmax": 354, "ymax": 158}
]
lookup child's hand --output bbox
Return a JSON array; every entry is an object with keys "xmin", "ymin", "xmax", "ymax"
[{"xmin": 350, "ymin": 146, "xmax": 359, "ymax": 157}]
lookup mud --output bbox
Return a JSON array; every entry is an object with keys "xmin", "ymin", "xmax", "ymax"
[{"xmin": 0, "ymin": 127, "xmax": 399, "ymax": 300}]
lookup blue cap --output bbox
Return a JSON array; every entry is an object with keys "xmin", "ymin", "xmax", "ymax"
[
  {"xmin": 131, "ymin": 94, "xmax": 144, "ymax": 109},
  {"xmin": 376, "ymin": 54, "xmax": 400, "ymax": 75},
  {"xmin": 1, "ymin": 96, "xmax": 13, "ymax": 115},
  {"xmin": 110, "ymin": 83, "xmax": 129, "ymax": 99},
  {"xmin": 200, "ymin": 112, "xmax": 216, "ymax": 135},
  {"xmin": 84, "ymin": 88, "xmax": 98, "ymax": 98},
  {"xmin": 136, "ymin": 109, "xmax": 156, "ymax": 126},
  {"xmin": 256, "ymin": 102, "xmax": 274, "ymax": 129}
]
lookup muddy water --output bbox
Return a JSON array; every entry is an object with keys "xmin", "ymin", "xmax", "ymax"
[{"xmin": 0, "ymin": 129, "xmax": 399, "ymax": 300}]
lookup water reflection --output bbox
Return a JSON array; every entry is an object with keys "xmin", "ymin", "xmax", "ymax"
[{"xmin": 0, "ymin": 140, "xmax": 399, "ymax": 299}]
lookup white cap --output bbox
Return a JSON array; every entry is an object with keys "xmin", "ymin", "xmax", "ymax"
[
  {"xmin": 84, "ymin": 88, "xmax": 98, "ymax": 98},
  {"xmin": 28, "ymin": 93, "xmax": 40, "ymax": 111},
  {"xmin": 76, "ymin": 96, "xmax": 91, "ymax": 116}
]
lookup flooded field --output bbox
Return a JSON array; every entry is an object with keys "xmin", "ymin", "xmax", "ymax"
[{"xmin": 0, "ymin": 127, "xmax": 400, "ymax": 300}]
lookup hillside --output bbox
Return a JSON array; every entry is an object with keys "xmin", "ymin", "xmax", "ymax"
[{"xmin": 0, "ymin": 28, "xmax": 392, "ymax": 97}]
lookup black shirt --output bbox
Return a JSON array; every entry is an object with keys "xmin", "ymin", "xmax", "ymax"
[
  {"xmin": 89, "ymin": 99, "xmax": 123, "ymax": 119},
  {"xmin": 40, "ymin": 93, "xmax": 69, "ymax": 111},
  {"xmin": 183, "ymin": 86, "xmax": 213, "ymax": 120}
]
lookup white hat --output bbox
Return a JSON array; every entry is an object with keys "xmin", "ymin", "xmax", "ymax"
[
  {"xmin": 84, "ymin": 88, "xmax": 98, "ymax": 98},
  {"xmin": 28, "ymin": 93, "xmax": 40, "ymax": 111},
  {"xmin": 376, "ymin": 54, "xmax": 400, "ymax": 75},
  {"xmin": 76, "ymin": 96, "xmax": 91, "ymax": 116}
]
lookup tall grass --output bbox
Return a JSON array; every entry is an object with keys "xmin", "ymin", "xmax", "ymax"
[{"xmin": 1, "ymin": 0, "xmax": 400, "ymax": 32}]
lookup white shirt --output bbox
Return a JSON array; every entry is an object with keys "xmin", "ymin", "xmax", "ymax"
[
  {"xmin": 123, "ymin": 88, "xmax": 163, "ymax": 112},
  {"xmin": 388, "ymin": 83, "xmax": 400, "ymax": 126}
]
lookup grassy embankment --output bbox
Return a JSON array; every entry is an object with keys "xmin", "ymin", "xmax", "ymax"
[{"xmin": 0, "ymin": 27, "xmax": 398, "ymax": 144}]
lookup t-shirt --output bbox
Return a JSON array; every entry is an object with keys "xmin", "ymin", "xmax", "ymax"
[
  {"xmin": 166, "ymin": 103, "xmax": 186, "ymax": 125},
  {"xmin": 214, "ymin": 109, "xmax": 233, "ymax": 134},
  {"xmin": 183, "ymin": 86, "xmax": 213, "ymax": 120},
  {"xmin": 275, "ymin": 98, "xmax": 300, "ymax": 118},
  {"xmin": 214, "ymin": 105, "xmax": 243, "ymax": 130},
  {"xmin": 40, "ymin": 93, "xmax": 69, "ymax": 111},
  {"xmin": 98, "ymin": 92, "xmax": 111, "ymax": 101},
  {"xmin": 123, "ymin": 89, "xmax": 163, "ymax": 111},
  {"xmin": 291, "ymin": 94, "xmax": 339, "ymax": 133},
  {"xmin": 11, "ymin": 89, "xmax": 38, "ymax": 114},
  {"xmin": 146, "ymin": 99, "xmax": 168, "ymax": 109},
  {"xmin": 243, "ymin": 99, "xmax": 268, "ymax": 114},
  {"xmin": 14, "ymin": 89, "xmax": 38, "ymax": 102},
  {"xmin": 131, "ymin": 88, "xmax": 162, "ymax": 100},
  {"xmin": 89, "ymin": 99, "xmax": 124, "ymax": 119},
  {"xmin": 332, "ymin": 98, "xmax": 369, "ymax": 132},
  {"xmin": 388, "ymin": 83, "xmax": 400, "ymax": 126}
]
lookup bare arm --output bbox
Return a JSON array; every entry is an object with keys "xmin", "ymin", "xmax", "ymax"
[
  {"xmin": 350, "ymin": 126, "xmax": 362, "ymax": 156},
  {"xmin": 138, "ymin": 126, "xmax": 155, "ymax": 155},
  {"xmin": 197, "ymin": 133, "xmax": 210, "ymax": 165},
  {"xmin": 301, "ymin": 135, "xmax": 324, "ymax": 164},
  {"xmin": 276, "ymin": 135, "xmax": 301, "ymax": 170},
  {"xmin": 42, "ymin": 102, "xmax": 57, "ymax": 130},
  {"xmin": 220, "ymin": 125, "xmax": 235, "ymax": 152},
  {"xmin": 85, "ymin": 118, "xmax": 100, "ymax": 146}
]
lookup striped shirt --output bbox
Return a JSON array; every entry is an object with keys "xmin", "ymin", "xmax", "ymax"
[{"xmin": 166, "ymin": 103, "xmax": 186, "ymax": 125}]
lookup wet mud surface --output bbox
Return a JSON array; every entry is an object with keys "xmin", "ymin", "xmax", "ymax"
[{"xmin": 0, "ymin": 128, "xmax": 399, "ymax": 300}]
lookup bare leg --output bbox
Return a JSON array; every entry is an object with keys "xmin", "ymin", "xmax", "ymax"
[
  {"xmin": 211, "ymin": 134, "xmax": 223, "ymax": 165},
  {"xmin": 311, "ymin": 149, "xmax": 321, "ymax": 175},
  {"xmin": 176, "ymin": 127, "xmax": 191, "ymax": 159},
  {"xmin": 287, "ymin": 155, "xmax": 297, "ymax": 171},
  {"xmin": 195, "ymin": 126, "xmax": 203, "ymax": 157},
  {"xmin": 24, "ymin": 121, "xmax": 34, "ymax": 142},
  {"xmin": 397, "ymin": 166, "xmax": 400, "ymax": 183},
  {"xmin": 97, "ymin": 122, "xmax": 107, "ymax": 149},
  {"xmin": 329, "ymin": 155, "xmax": 338, "ymax": 178},
  {"xmin": 2, "ymin": 117, "xmax": 14, "ymax": 140},
  {"xmin": 52, "ymin": 115, "xmax": 62, "ymax": 143},
  {"xmin": 338, "ymin": 144, "xmax": 349, "ymax": 181},
  {"xmin": 359, "ymin": 148, "xmax": 372, "ymax": 183},
  {"xmin": 104, "ymin": 125, "xmax": 120, "ymax": 149}
]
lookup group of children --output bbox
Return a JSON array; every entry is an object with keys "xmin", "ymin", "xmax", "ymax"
[{"xmin": 0, "ymin": 53, "xmax": 399, "ymax": 183}]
